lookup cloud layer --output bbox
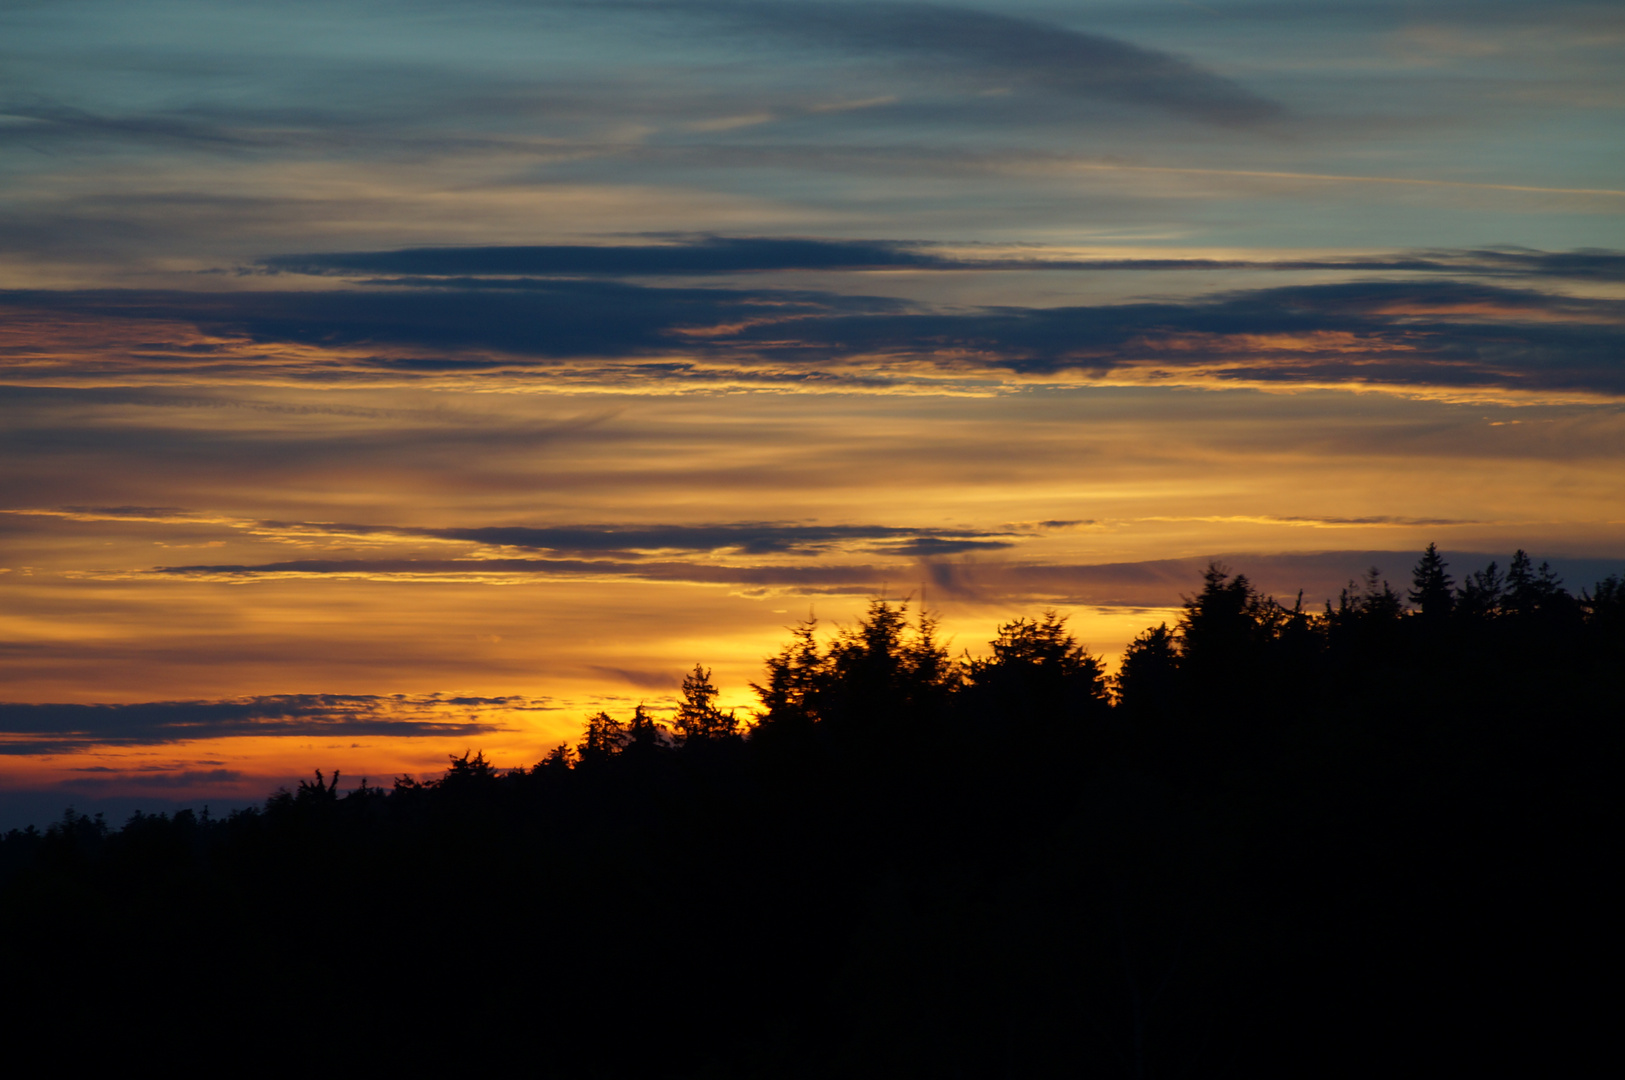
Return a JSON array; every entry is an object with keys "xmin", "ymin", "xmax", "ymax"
[
  {"xmin": 257, "ymin": 518, "xmax": 1023, "ymax": 556},
  {"xmin": 261, "ymin": 239, "xmax": 1625, "ymax": 281},
  {"xmin": 7, "ymin": 263, "xmax": 1621, "ymax": 397},
  {"xmin": 0, "ymin": 694, "xmax": 528, "ymax": 755},
  {"xmin": 128, "ymin": 548, "xmax": 1625, "ymax": 610}
]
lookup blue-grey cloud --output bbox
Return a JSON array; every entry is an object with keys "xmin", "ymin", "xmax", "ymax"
[
  {"xmin": 261, "ymin": 239, "xmax": 1625, "ymax": 282},
  {"xmin": 142, "ymin": 556, "xmax": 888, "ymax": 588},
  {"xmin": 1453, "ymin": 248, "xmax": 1625, "ymax": 281},
  {"xmin": 635, "ymin": 1, "xmax": 1281, "ymax": 125},
  {"xmin": 260, "ymin": 237, "xmax": 951, "ymax": 277},
  {"xmin": 1018, "ymin": 248, "xmax": 1625, "ymax": 282},
  {"xmin": 0, "ymin": 694, "xmax": 515, "ymax": 755},
  {"xmin": 1193, "ymin": 0, "xmax": 1621, "ymax": 27},
  {"xmin": 266, "ymin": 519, "xmax": 1019, "ymax": 555},
  {"xmin": 0, "ymin": 281, "xmax": 892, "ymax": 360},
  {"xmin": 724, "ymin": 279, "xmax": 1625, "ymax": 393},
  {"xmin": 0, "ymin": 103, "xmax": 265, "ymax": 152},
  {"xmin": 66, "ymin": 768, "xmax": 246, "ymax": 789},
  {"xmin": 5, "ymin": 275, "xmax": 1621, "ymax": 395},
  {"xmin": 136, "ymin": 549, "xmax": 1625, "ymax": 614},
  {"xmin": 878, "ymin": 537, "xmax": 1015, "ymax": 556}
]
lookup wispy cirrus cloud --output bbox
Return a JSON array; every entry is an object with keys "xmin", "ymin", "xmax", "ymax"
[{"xmin": 622, "ymin": 1, "xmax": 1283, "ymax": 126}]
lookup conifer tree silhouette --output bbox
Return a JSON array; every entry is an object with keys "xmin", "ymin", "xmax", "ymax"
[
  {"xmin": 674, "ymin": 665, "xmax": 737, "ymax": 743},
  {"xmin": 536, "ymin": 742, "xmax": 574, "ymax": 773},
  {"xmin": 1458, "ymin": 560, "xmax": 1506, "ymax": 619},
  {"xmin": 821, "ymin": 598, "xmax": 955, "ymax": 730},
  {"xmin": 1582, "ymin": 574, "xmax": 1625, "ymax": 635},
  {"xmin": 624, "ymin": 702, "xmax": 669, "ymax": 754},
  {"xmin": 752, "ymin": 616, "xmax": 823, "ymax": 731},
  {"xmin": 1175, "ymin": 563, "xmax": 1277, "ymax": 696},
  {"xmin": 1115, "ymin": 623, "xmax": 1179, "ymax": 713},
  {"xmin": 963, "ymin": 611, "xmax": 1109, "ymax": 739},
  {"xmin": 577, "ymin": 710, "xmax": 626, "ymax": 765},
  {"xmin": 1409, "ymin": 543, "xmax": 1454, "ymax": 618}
]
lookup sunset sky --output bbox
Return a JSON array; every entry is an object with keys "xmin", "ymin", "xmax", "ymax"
[{"xmin": 2, "ymin": 0, "xmax": 1622, "ymax": 826}]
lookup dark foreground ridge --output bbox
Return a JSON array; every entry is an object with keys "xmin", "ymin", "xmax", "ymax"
[{"xmin": 3, "ymin": 547, "xmax": 1618, "ymax": 1074}]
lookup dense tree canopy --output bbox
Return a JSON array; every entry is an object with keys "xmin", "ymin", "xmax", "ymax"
[{"xmin": 2, "ymin": 547, "xmax": 1616, "ymax": 1075}]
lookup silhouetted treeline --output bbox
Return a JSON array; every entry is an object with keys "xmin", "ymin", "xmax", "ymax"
[{"xmin": 3, "ymin": 547, "xmax": 1618, "ymax": 1075}]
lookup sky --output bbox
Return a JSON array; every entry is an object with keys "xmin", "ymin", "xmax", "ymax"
[{"xmin": 2, "ymin": 0, "xmax": 1622, "ymax": 827}]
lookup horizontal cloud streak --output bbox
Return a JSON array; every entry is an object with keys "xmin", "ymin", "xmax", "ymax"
[
  {"xmin": 138, "ymin": 556, "xmax": 890, "ymax": 589},
  {"xmin": 128, "ymin": 550, "xmax": 1625, "ymax": 611},
  {"xmin": 741, "ymin": 280, "xmax": 1625, "ymax": 393},
  {"xmin": 1, "ymin": 510, "xmax": 1038, "ymax": 557},
  {"xmin": 0, "ymin": 281, "xmax": 875, "ymax": 360},
  {"xmin": 3, "ymin": 263, "xmax": 1625, "ymax": 397},
  {"xmin": 261, "ymin": 238, "xmax": 952, "ymax": 277},
  {"xmin": 258, "ymin": 519, "xmax": 1021, "ymax": 555},
  {"xmin": 10, "ymin": 274, "xmax": 1618, "ymax": 397},
  {"xmin": 0, "ymin": 694, "xmax": 524, "ymax": 755},
  {"xmin": 261, "ymin": 240, "xmax": 1625, "ymax": 282}
]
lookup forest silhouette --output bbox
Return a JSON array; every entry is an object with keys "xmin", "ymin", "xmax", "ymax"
[{"xmin": 2, "ymin": 547, "xmax": 1617, "ymax": 1075}]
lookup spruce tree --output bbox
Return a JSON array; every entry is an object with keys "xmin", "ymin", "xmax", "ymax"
[
  {"xmin": 675, "ymin": 665, "xmax": 737, "ymax": 743},
  {"xmin": 1408, "ymin": 543, "xmax": 1454, "ymax": 618}
]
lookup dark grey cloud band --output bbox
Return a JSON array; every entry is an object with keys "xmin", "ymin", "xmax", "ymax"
[
  {"xmin": 0, "ymin": 694, "xmax": 517, "ymax": 755},
  {"xmin": 6, "ymin": 271, "xmax": 1617, "ymax": 395}
]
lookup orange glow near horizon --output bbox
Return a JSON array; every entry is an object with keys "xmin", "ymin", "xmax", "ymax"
[
  {"xmin": 4, "ymin": 0, "xmax": 1625, "ymax": 825},
  {"xmin": 5, "ymin": 361, "xmax": 1623, "ymax": 810}
]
